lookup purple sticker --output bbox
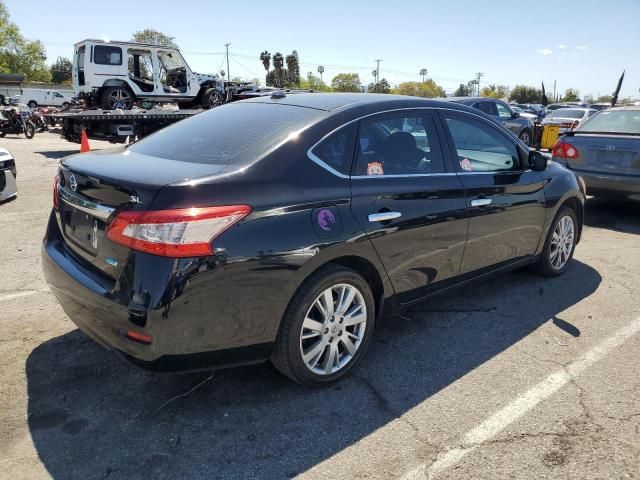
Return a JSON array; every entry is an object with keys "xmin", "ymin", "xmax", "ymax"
[{"xmin": 317, "ymin": 209, "xmax": 336, "ymax": 232}]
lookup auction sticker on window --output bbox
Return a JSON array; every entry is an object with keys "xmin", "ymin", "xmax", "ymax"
[{"xmin": 460, "ymin": 158, "xmax": 472, "ymax": 171}]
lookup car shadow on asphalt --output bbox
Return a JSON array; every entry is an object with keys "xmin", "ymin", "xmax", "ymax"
[
  {"xmin": 25, "ymin": 260, "xmax": 601, "ymax": 479},
  {"xmin": 584, "ymin": 197, "xmax": 639, "ymax": 235},
  {"xmin": 35, "ymin": 150, "xmax": 83, "ymax": 160}
]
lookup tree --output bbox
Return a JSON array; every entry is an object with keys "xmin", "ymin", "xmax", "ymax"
[
  {"xmin": 260, "ymin": 51, "xmax": 271, "ymax": 71},
  {"xmin": 480, "ymin": 84, "xmax": 509, "ymax": 99},
  {"xmin": 392, "ymin": 79, "xmax": 445, "ymax": 98},
  {"xmin": 0, "ymin": 1, "xmax": 50, "ymax": 81},
  {"xmin": 285, "ymin": 50, "xmax": 300, "ymax": 87},
  {"xmin": 368, "ymin": 78, "xmax": 391, "ymax": 94},
  {"xmin": 509, "ymin": 85, "xmax": 542, "ymax": 103},
  {"xmin": 331, "ymin": 73, "xmax": 361, "ymax": 92},
  {"xmin": 596, "ymin": 94, "xmax": 612, "ymax": 103},
  {"xmin": 50, "ymin": 56, "xmax": 72, "ymax": 84},
  {"xmin": 317, "ymin": 65, "xmax": 324, "ymax": 83},
  {"xmin": 132, "ymin": 28, "xmax": 177, "ymax": 47},
  {"xmin": 300, "ymin": 72, "xmax": 331, "ymax": 92},
  {"xmin": 419, "ymin": 68, "xmax": 428, "ymax": 83},
  {"xmin": 272, "ymin": 52, "xmax": 284, "ymax": 87},
  {"xmin": 453, "ymin": 82, "xmax": 472, "ymax": 97},
  {"xmin": 561, "ymin": 88, "xmax": 580, "ymax": 102}
]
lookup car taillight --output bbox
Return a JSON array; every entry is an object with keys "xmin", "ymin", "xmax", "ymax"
[
  {"xmin": 53, "ymin": 175, "xmax": 59, "ymax": 209},
  {"xmin": 106, "ymin": 206, "xmax": 251, "ymax": 257},
  {"xmin": 552, "ymin": 142, "xmax": 580, "ymax": 159}
]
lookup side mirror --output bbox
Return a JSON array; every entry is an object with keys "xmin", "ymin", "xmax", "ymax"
[
  {"xmin": 512, "ymin": 111, "xmax": 520, "ymax": 119},
  {"xmin": 529, "ymin": 151, "xmax": 548, "ymax": 171}
]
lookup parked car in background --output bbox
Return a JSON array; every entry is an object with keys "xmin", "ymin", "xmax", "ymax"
[
  {"xmin": 20, "ymin": 89, "xmax": 74, "ymax": 109},
  {"xmin": 590, "ymin": 103, "xmax": 611, "ymax": 111},
  {"xmin": 552, "ymin": 106, "xmax": 640, "ymax": 200},
  {"xmin": 447, "ymin": 97, "xmax": 535, "ymax": 145},
  {"xmin": 43, "ymin": 93, "xmax": 585, "ymax": 386},
  {"xmin": 542, "ymin": 108, "xmax": 597, "ymax": 133},
  {"xmin": 513, "ymin": 103, "xmax": 545, "ymax": 120},
  {"xmin": 511, "ymin": 106, "xmax": 538, "ymax": 122},
  {"xmin": 0, "ymin": 147, "xmax": 18, "ymax": 202}
]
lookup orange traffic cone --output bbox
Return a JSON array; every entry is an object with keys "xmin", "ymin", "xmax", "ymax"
[{"xmin": 80, "ymin": 130, "xmax": 91, "ymax": 153}]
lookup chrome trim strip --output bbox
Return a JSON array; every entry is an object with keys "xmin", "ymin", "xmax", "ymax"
[
  {"xmin": 351, "ymin": 172, "xmax": 458, "ymax": 179},
  {"xmin": 58, "ymin": 186, "xmax": 115, "ymax": 221},
  {"xmin": 306, "ymin": 106, "xmax": 527, "ymax": 179}
]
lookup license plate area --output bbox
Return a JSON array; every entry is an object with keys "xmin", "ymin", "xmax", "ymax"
[
  {"xmin": 597, "ymin": 150, "xmax": 629, "ymax": 168},
  {"xmin": 60, "ymin": 201, "xmax": 106, "ymax": 254}
]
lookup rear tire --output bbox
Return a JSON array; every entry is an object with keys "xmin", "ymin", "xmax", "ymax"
[
  {"xmin": 101, "ymin": 86, "xmax": 134, "ymax": 110},
  {"xmin": 271, "ymin": 265, "xmax": 376, "ymax": 387},
  {"xmin": 27, "ymin": 100, "xmax": 37, "ymax": 109},
  {"xmin": 530, "ymin": 206, "xmax": 577, "ymax": 277}
]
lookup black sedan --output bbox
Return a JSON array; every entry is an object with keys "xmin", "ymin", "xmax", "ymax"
[
  {"xmin": 552, "ymin": 106, "xmax": 640, "ymax": 200},
  {"xmin": 42, "ymin": 93, "xmax": 585, "ymax": 386}
]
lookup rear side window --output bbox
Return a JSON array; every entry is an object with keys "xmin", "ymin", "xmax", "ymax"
[
  {"xmin": 309, "ymin": 124, "xmax": 356, "ymax": 175},
  {"xmin": 445, "ymin": 115, "xmax": 520, "ymax": 172},
  {"xmin": 475, "ymin": 101, "xmax": 498, "ymax": 116},
  {"xmin": 94, "ymin": 46, "xmax": 122, "ymax": 65},
  {"xmin": 129, "ymin": 103, "xmax": 319, "ymax": 165},
  {"xmin": 354, "ymin": 112, "xmax": 445, "ymax": 176}
]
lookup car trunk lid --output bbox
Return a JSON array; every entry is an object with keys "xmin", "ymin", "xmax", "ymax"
[
  {"xmin": 57, "ymin": 149, "xmax": 229, "ymax": 278},
  {"xmin": 562, "ymin": 134, "xmax": 640, "ymax": 176}
]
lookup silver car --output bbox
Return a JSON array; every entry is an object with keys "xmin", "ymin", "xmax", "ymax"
[
  {"xmin": 543, "ymin": 107, "xmax": 597, "ymax": 133},
  {"xmin": 0, "ymin": 147, "xmax": 18, "ymax": 201},
  {"xmin": 551, "ymin": 106, "xmax": 640, "ymax": 200}
]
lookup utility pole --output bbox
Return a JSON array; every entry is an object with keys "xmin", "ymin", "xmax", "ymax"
[
  {"xmin": 375, "ymin": 59, "xmax": 382, "ymax": 84},
  {"xmin": 224, "ymin": 43, "xmax": 231, "ymax": 82},
  {"xmin": 475, "ymin": 72, "xmax": 484, "ymax": 96},
  {"xmin": 553, "ymin": 80, "xmax": 556, "ymax": 102}
]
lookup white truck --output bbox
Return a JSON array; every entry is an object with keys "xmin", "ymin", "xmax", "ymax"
[
  {"xmin": 20, "ymin": 89, "xmax": 75, "ymax": 108},
  {"xmin": 72, "ymin": 39, "xmax": 255, "ymax": 109}
]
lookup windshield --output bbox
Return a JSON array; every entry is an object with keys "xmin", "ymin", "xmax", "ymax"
[
  {"xmin": 128, "ymin": 102, "xmax": 322, "ymax": 165},
  {"xmin": 549, "ymin": 109, "xmax": 584, "ymax": 119},
  {"xmin": 578, "ymin": 109, "xmax": 640, "ymax": 134}
]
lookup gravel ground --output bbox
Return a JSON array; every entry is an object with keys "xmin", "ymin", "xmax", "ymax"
[{"xmin": 0, "ymin": 132, "xmax": 638, "ymax": 480}]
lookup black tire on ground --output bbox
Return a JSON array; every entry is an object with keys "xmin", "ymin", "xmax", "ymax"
[
  {"xmin": 62, "ymin": 102, "xmax": 70, "ymax": 109},
  {"xmin": 0, "ymin": 131, "xmax": 6, "ymax": 137},
  {"xmin": 271, "ymin": 264, "xmax": 376, "ymax": 387},
  {"xmin": 24, "ymin": 122, "xmax": 36, "ymax": 139},
  {"xmin": 27, "ymin": 100, "xmax": 37, "ymax": 108},
  {"xmin": 519, "ymin": 129, "xmax": 532, "ymax": 146},
  {"xmin": 100, "ymin": 86, "xmax": 134, "ymax": 110},
  {"xmin": 530, "ymin": 206, "xmax": 578, "ymax": 277},
  {"xmin": 0, "ymin": 94, "xmax": 6, "ymax": 106},
  {"xmin": 201, "ymin": 88, "xmax": 225, "ymax": 109}
]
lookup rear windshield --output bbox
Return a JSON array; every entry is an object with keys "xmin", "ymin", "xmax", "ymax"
[
  {"xmin": 129, "ymin": 103, "xmax": 321, "ymax": 165},
  {"xmin": 550, "ymin": 109, "xmax": 584, "ymax": 119},
  {"xmin": 578, "ymin": 110, "xmax": 640, "ymax": 134}
]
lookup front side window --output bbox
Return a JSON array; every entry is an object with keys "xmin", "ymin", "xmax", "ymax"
[
  {"xmin": 94, "ymin": 46, "xmax": 122, "ymax": 65},
  {"xmin": 127, "ymin": 49, "xmax": 154, "ymax": 92},
  {"xmin": 445, "ymin": 115, "xmax": 520, "ymax": 172},
  {"xmin": 354, "ymin": 112, "xmax": 445, "ymax": 176},
  {"xmin": 310, "ymin": 124, "xmax": 356, "ymax": 175},
  {"xmin": 496, "ymin": 102, "xmax": 513, "ymax": 120}
]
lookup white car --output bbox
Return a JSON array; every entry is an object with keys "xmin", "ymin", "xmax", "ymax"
[
  {"xmin": 20, "ymin": 89, "xmax": 74, "ymax": 109},
  {"xmin": 0, "ymin": 148, "xmax": 17, "ymax": 201},
  {"xmin": 72, "ymin": 39, "xmax": 227, "ymax": 109},
  {"xmin": 542, "ymin": 107, "xmax": 598, "ymax": 133}
]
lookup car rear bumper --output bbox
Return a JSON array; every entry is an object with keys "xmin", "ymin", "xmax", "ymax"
[
  {"xmin": 41, "ymin": 211, "xmax": 274, "ymax": 372},
  {"xmin": 573, "ymin": 169, "xmax": 640, "ymax": 199}
]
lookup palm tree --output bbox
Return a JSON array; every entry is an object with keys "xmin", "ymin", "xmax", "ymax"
[
  {"xmin": 317, "ymin": 65, "xmax": 324, "ymax": 83},
  {"xmin": 419, "ymin": 68, "xmax": 428, "ymax": 83},
  {"xmin": 259, "ymin": 51, "xmax": 271, "ymax": 71},
  {"xmin": 272, "ymin": 52, "xmax": 284, "ymax": 87}
]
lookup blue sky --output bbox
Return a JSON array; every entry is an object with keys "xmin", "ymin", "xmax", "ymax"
[{"xmin": 5, "ymin": 0, "xmax": 640, "ymax": 98}]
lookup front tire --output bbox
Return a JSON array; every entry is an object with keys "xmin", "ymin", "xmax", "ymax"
[
  {"xmin": 531, "ymin": 206, "xmax": 577, "ymax": 277},
  {"xmin": 24, "ymin": 121, "xmax": 36, "ymax": 139},
  {"xmin": 519, "ymin": 129, "xmax": 532, "ymax": 146},
  {"xmin": 272, "ymin": 265, "xmax": 376, "ymax": 387},
  {"xmin": 27, "ymin": 100, "xmax": 37, "ymax": 109},
  {"xmin": 201, "ymin": 88, "xmax": 225, "ymax": 109}
]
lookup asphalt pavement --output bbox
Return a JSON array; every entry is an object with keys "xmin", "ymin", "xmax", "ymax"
[{"xmin": 0, "ymin": 132, "xmax": 638, "ymax": 480}]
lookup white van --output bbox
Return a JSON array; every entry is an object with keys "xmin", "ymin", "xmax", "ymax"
[{"xmin": 21, "ymin": 89, "xmax": 74, "ymax": 108}]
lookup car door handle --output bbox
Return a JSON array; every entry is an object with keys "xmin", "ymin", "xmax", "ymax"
[
  {"xmin": 471, "ymin": 198, "xmax": 492, "ymax": 207},
  {"xmin": 368, "ymin": 211, "xmax": 402, "ymax": 222}
]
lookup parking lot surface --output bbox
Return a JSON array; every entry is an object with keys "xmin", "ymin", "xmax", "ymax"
[{"xmin": 1, "ymin": 133, "xmax": 638, "ymax": 479}]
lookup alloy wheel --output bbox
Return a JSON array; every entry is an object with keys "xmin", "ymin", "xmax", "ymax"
[
  {"xmin": 299, "ymin": 283, "xmax": 367, "ymax": 375},
  {"xmin": 209, "ymin": 90, "xmax": 224, "ymax": 108},
  {"xmin": 107, "ymin": 89, "xmax": 132, "ymax": 109},
  {"xmin": 549, "ymin": 215, "xmax": 575, "ymax": 270},
  {"xmin": 519, "ymin": 132, "xmax": 530, "ymax": 145}
]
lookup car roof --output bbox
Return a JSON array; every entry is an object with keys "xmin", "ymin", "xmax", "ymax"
[
  {"xmin": 552, "ymin": 107, "xmax": 595, "ymax": 112},
  {"xmin": 75, "ymin": 39, "xmax": 177, "ymax": 49},
  {"xmin": 443, "ymin": 97, "xmax": 503, "ymax": 105},
  {"xmin": 241, "ymin": 92, "xmax": 478, "ymax": 114}
]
